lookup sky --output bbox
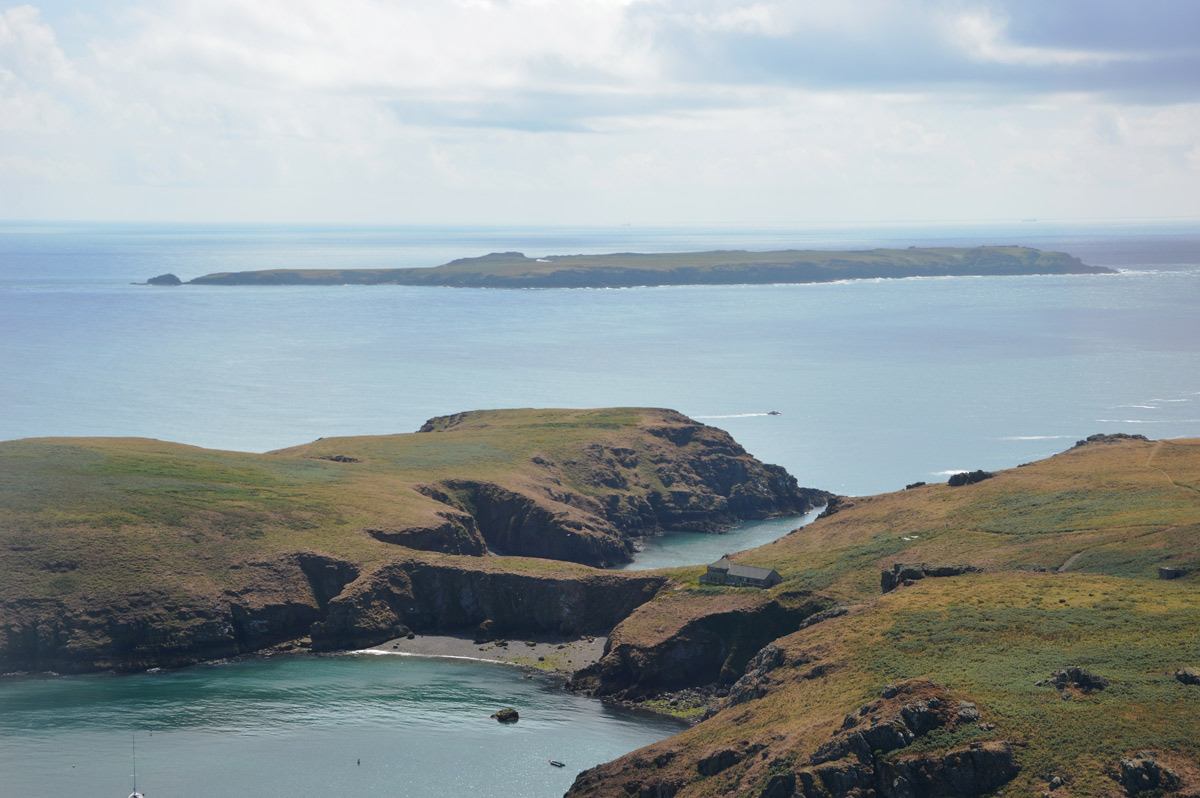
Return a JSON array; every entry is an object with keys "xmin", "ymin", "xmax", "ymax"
[{"xmin": 2, "ymin": 0, "xmax": 1199, "ymax": 225}]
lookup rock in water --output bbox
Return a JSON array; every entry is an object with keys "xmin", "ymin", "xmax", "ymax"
[
  {"xmin": 146, "ymin": 273, "xmax": 182, "ymax": 286},
  {"xmin": 491, "ymin": 708, "xmax": 519, "ymax": 723}
]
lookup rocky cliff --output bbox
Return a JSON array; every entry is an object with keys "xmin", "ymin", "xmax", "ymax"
[{"xmin": 0, "ymin": 408, "xmax": 824, "ymax": 673}]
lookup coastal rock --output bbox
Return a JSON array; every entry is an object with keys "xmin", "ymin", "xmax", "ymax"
[
  {"xmin": 146, "ymin": 273, "xmax": 182, "ymax": 286},
  {"xmin": 569, "ymin": 591, "xmax": 833, "ymax": 701},
  {"xmin": 1175, "ymin": 668, "xmax": 1200, "ymax": 686},
  {"xmin": 491, "ymin": 708, "xmax": 519, "ymax": 723},
  {"xmin": 1159, "ymin": 566, "xmax": 1190, "ymax": 580}
]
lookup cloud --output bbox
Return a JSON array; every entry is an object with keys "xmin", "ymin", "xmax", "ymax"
[{"xmin": 1, "ymin": 0, "xmax": 1198, "ymax": 222}]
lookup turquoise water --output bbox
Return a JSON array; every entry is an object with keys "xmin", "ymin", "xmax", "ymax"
[
  {"xmin": 2, "ymin": 221, "xmax": 1199, "ymax": 796},
  {"xmin": 621, "ymin": 509, "xmax": 823, "ymax": 571},
  {"xmin": 0, "ymin": 654, "xmax": 684, "ymax": 797}
]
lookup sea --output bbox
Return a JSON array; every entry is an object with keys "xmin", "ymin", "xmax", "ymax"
[{"xmin": 1, "ymin": 219, "xmax": 1199, "ymax": 796}]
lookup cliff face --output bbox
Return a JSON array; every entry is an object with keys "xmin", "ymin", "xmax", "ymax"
[
  {"xmin": 0, "ymin": 408, "xmax": 821, "ymax": 673},
  {"xmin": 0, "ymin": 551, "xmax": 668, "ymax": 673}
]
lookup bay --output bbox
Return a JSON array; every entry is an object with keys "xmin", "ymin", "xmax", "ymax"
[{"xmin": 0, "ymin": 654, "xmax": 684, "ymax": 798}]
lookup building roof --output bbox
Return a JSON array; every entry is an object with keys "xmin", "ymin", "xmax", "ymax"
[{"xmin": 709, "ymin": 558, "xmax": 779, "ymax": 580}]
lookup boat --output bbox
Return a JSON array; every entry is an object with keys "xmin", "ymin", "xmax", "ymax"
[
  {"xmin": 767, "ymin": 410, "xmax": 781, "ymax": 416},
  {"xmin": 549, "ymin": 759, "xmax": 566, "ymax": 768},
  {"xmin": 129, "ymin": 731, "xmax": 145, "ymax": 798}
]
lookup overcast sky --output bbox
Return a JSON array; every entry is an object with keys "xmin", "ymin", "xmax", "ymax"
[{"xmin": 3, "ymin": 0, "xmax": 1199, "ymax": 224}]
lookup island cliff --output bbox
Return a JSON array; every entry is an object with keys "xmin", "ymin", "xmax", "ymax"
[{"xmin": 180, "ymin": 246, "xmax": 1113, "ymax": 289}]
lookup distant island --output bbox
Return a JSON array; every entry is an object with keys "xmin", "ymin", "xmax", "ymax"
[{"xmin": 173, "ymin": 246, "xmax": 1113, "ymax": 289}]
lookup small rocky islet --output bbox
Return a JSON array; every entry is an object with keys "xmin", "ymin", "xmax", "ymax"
[{"xmin": 2, "ymin": 410, "xmax": 1197, "ymax": 796}]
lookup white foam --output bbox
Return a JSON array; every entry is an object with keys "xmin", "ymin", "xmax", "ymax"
[
  {"xmin": 1118, "ymin": 405, "xmax": 1158, "ymax": 410},
  {"xmin": 932, "ymin": 469, "xmax": 969, "ymax": 476},
  {"xmin": 1095, "ymin": 419, "xmax": 1200, "ymax": 424},
  {"xmin": 693, "ymin": 413, "xmax": 773, "ymax": 419},
  {"xmin": 999, "ymin": 435, "xmax": 1073, "ymax": 441}
]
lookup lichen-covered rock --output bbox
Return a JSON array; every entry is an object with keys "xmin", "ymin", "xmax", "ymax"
[
  {"xmin": 1175, "ymin": 667, "xmax": 1200, "ymax": 686},
  {"xmin": 491, "ymin": 708, "xmax": 519, "ymax": 723}
]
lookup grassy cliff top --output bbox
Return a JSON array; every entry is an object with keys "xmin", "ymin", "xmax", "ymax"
[
  {"xmin": 183, "ymin": 246, "xmax": 1112, "ymax": 288},
  {"xmin": 0, "ymin": 407, "xmax": 798, "ymax": 605},
  {"xmin": 571, "ymin": 435, "xmax": 1200, "ymax": 797}
]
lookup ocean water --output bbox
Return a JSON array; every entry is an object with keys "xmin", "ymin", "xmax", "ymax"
[
  {"xmin": 0, "ymin": 654, "xmax": 684, "ymax": 798},
  {"xmin": 2, "ymin": 220, "xmax": 1198, "ymax": 496},
  {"xmin": 2, "ymin": 220, "xmax": 1199, "ymax": 796}
]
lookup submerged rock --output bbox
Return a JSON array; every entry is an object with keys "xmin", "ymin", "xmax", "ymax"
[{"xmin": 491, "ymin": 708, "xmax": 519, "ymax": 723}]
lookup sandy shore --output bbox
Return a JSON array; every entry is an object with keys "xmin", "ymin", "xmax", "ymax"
[{"xmin": 361, "ymin": 633, "xmax": 608, "ymax": 676}]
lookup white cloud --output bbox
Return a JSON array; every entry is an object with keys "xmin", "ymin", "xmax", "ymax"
[{"xmin": 1, "ymin": 1, "xmax": 1198, "ymax": 222}]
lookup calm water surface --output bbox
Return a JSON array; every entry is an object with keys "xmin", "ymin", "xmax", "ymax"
[{"xmin": 0, "ymin": 654, "xmax": 684, "ymax": 798}]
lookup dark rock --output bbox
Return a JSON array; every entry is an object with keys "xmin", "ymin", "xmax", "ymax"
[
  {"xmin": 760, "ymin": 772, "xmax": 796, "ymax": 798},
  {"xmin": 904, "ymin": 481, "xmax": 926, "ymax": 490},
  {"xmin": 947, "ymin": 470, "xmax": 994, "ymax": 487},
  {"xmin": 724, "ymin": 644, "xmax": 786, "ymax": 707},
  {"xmin": 474, "ymin": 619, "xmax": 496, "ymax": 643},
  {"xmin": 697, "ymin": 748, "xmax": 742, "ymax": 776},
  {"xmin": 877, "ymin": 741, "xmax": 1020, "ymax": 797},
  {"xmin": 1046, "ymin": 666, "xmax": 1109, "ymax": 693},
  {"xmin": 146, "ymin": 273, "xmax": 182, "ymax": 286},
  {"xmin": 1158, "ymin": 566, "xmax": 1189, "ymax": 580},
  {"xmin": 1175, "ymin": 667, "xmax": 1199, "ymax": 686},
  {"xmin": 1074, "ymin": 433, "xmax": 1149, "ymax": 448},
  {"xmin": 491, "ymin": 708, "xmax": 519, "ymax": 723},
  {"xmin": 882, "ymin": 562, "xmax": 978, "ymax": 592},
  {"xmin": 1118, "ymin": 751, "xmax": 1181, "ymax": 795}
]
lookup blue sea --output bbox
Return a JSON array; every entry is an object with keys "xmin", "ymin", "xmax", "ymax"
[{"xmin": 1, "ymin": 220, "xmax": 1199, "ymax": 796}]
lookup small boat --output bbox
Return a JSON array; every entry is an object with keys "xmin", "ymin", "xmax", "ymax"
[
  {"xmin": 767, "ymin": 410, "xmax": 781, "ymax": 416},
  {"xmin": 129, "ymin": 731, "xmax": 145, "ymax": 798},
  {"xmin": 549, "ymin": 759, "xmax": 566, "ymax": 768}
]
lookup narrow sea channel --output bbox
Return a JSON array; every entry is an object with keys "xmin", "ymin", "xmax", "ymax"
[{"xmin": 619, "ymin": 510, "xmax": 823, "ymax": 571}]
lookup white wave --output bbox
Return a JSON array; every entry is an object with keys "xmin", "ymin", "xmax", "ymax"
[
  {"xmin": 1118, "ymin": 405, "xmax": 1158, "ymax": 409},
  {"xmin": 1153, "ymin": 399, "xmax": 1190, "ymax": 403},
  {"xmin": 693, "ymin": 413, "xmax": 773, "ymax": 419},
  {"xmin": 999, "ymin": 435, "xmax": 1073, "ymax": 441},
  {"xmin": 932, "ymin": 469, "xmax": 969, "ymax": 476},
  {"xmin": 1095, "ymin": 419, "xmax": 1200, "ymax": 424}
]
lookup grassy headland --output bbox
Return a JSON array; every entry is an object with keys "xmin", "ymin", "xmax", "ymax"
[
  {"xmin": 567, "ymin": 435, "xmax": 1200, "ymax": 797},
  {"xmin": 181, "ymin": 246, "xmax": 1112, "ymax": 288},
  {"xmin": 0, "ymin": 408, "xmax": 822, "ymax": 672}
]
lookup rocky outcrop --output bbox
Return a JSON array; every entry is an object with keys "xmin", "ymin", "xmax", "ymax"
[
  {"xmin": 569, "ymin": 592, "xmax": 834, "ymax": 700},
  {"xmin": 881, "ymin": 563, "xmax": 979, "ymax": 593},
  {"xmin": 787, "ymin": 681, "xmax": 1018, "ymax": 798},
  {"xmin": 1038, "ymin": 666, "xmax": 1109, "ymax": 694},
  {"xmin": 947, "ymin": 470, "xmax": 993, "ymax": 487},
  {"xmin": 1159, "ymin": 566, "xmax": 1190, "ymax": 580},
  {"xmin": 1176, "ymin": 668, "xmax": 1200, "ymax": 686},
  {"xmin": 1117, "ymin": 751, "xmax": 1181, "ymax": 795},
  {"xmin": 570, "ymin": 680, "xmax": 1018, "ymax": 798},
  {"xmin": 1074, "ymin": 433, "xmax": 1150, "ymax": 448},
  {"xmin": 491, "ymin": 708, "xmax": 519, "ymax": 723}
]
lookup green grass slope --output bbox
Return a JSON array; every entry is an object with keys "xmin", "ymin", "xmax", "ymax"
[{"xmin": 569, "ymin": 437, "xmax": 1200, "ymax": 797}]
